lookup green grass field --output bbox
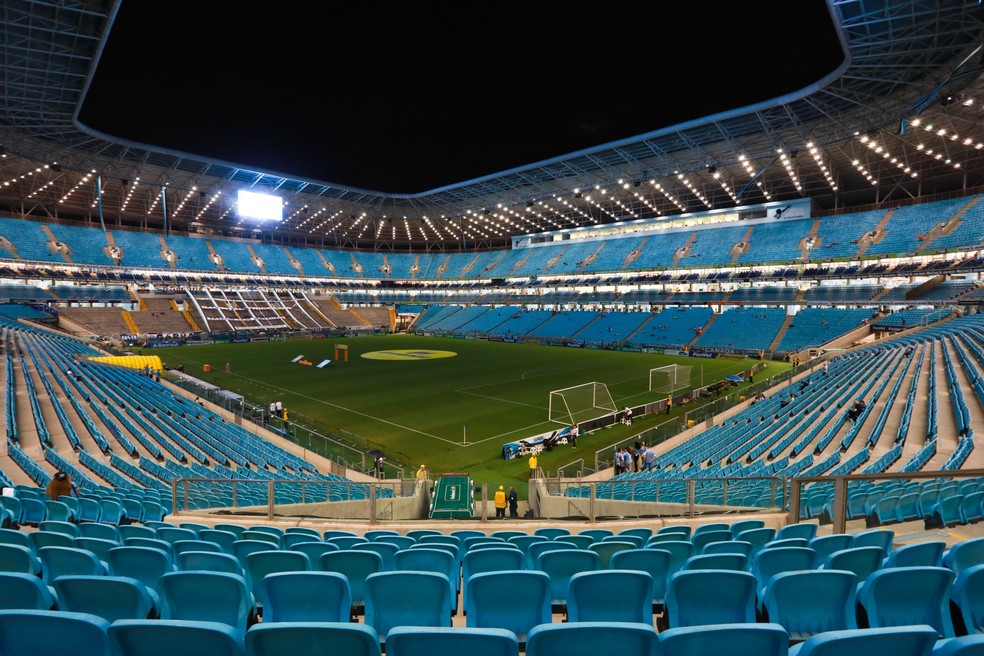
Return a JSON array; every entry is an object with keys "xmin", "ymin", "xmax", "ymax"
[{"xmin": 152, "ymin": 334, "xmax": 778, "ymax": 493}]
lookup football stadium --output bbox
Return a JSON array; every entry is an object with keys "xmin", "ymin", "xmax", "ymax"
[{"xmin": 2, "ymin": 1, "xmax": 984, "ymax": 652}]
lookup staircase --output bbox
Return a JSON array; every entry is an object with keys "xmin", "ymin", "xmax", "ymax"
[
  {"xmin": 917, "ymin": 196, "xmax": 979, "ymax": 252},
  {"xmin": 853, "ymin": 209, "xmax": 894, "ymax": 258},
  {"xmin": 670, "ymin": 232, "xmax": 698, "ymax": 268}
]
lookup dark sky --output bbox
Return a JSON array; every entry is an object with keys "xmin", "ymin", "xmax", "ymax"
[{"xmin": 79, "ymin": 1, "xmax": 843, "ymax": 194}]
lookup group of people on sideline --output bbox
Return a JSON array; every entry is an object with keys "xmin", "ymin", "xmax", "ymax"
[{"xmin": 493, "ymin": 485, "xmax": 519, "ymax": 518}]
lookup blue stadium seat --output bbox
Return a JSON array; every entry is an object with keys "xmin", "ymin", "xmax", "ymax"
[
  {"xmin": 364, "ymin": 570, "xmax": 452, "ymax": 642},
  {"xmin": 761, "ymin": 570, "xmax": 859, "ymax": 642},
  {"xmin": 53, "ymin": 574, "xmax": 157, "ymax": 622},
  {"xmin": 821, "ymin": 547, "xmax": 884, "ymax": 582},
  {"xmin": 393, "ymin": 547, "xmax": 459, "ymax": 612},
  {"xmin": 462, "ymin": 547, "xmax": 525, "ymax": 613},
  {"xmin": 107, "ymin": 545, "xmax": 172, "ymax": 607},
  {"xmin": 587, "ymin": 541, "xmax": 637, "ymax": 568},
  {"xmin": 777, "ymin": 524, "xmax": 818, "ymax": 541},
  {"xmin": 0, "ymin": 543, "xmax": 40, "ymax": 576},
  {"xmin": 244, "ymin": 622, "xmax": 380, "ymax": 656},
  {"xmin": 320, "ymin": 549, "xmax": 384, "ymax": 615},
  {"xmin": 109, "ymin": 618, "xmax": 246, "ymax": 656},
  {"xmin": 683, "ymin": 553, "xmax": 748, "ymax": 571},
  {"xmin": 567, "ymin": 569, "xmax": 653, "ymax": 623},
  {"xmin": 261, "ymin": 571, "xmax": 351, "ymax": 623},
  {"xmin": 0, "ymin": 609, "xmax": 112, "ymax": 656},
  {"xmin": 38, "ymin": 545, "xmax": 107, "ymax": 582},
  {"xmin": 158, "ymin": 570, "xmax": 255, "ymax": 639},
  {"xmin": 657, "ymin": 622, "xmax": 789, "ymax": 656},
  {"xmin": 243, "ymin": 550, "xmax": 310, "ymax": 613},
  {"xmin": 525, "ymin": 621, "xmax": 658, "ymax": 656},
  {"xmin": 933, "ymin": 635, "xmax": 984, "ymax": 656},
  {"xmin": 857, "ymin": 566, "xmax": 956, "ymax": 638},
  {"xmin": 662, "ymin": 569, "xmax": 757, "ymax": 631},
  {"xmin": 883, "ymin": 541, "xmax": 945, "ymax": 569},
  {"xmin": 0, "ymin": 571, "xmax": 57, "ymax": 610},
  {"xmin": 465, "ymin": 570, "xmax": 551, "ymax": 643},
  {"xmin": 786, "ymin": 625, "xmax": 939, "ymax": 656},
  {"xmin": 945, "ymin": 538, "xmax": 984, "ymax": 577},
  {"xmin": 610, "ymin": 548, "xmax": 672, "ymax": 611},
  {"xmin": 950, "ymin": 563, "xmax": 984, "ymax": 636},
  {"xmin": 385, "ymin": 626, "xmax": 519, "ymax": 656}
]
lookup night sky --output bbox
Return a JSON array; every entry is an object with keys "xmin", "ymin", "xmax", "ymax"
[{"xmin": 79, "ymin": 1, "xmax": 843, "ymax": 194}]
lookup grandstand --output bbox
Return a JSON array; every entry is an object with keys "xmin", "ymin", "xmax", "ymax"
[{"xmin": 2, "ymin": 2, "xmax": 984, "ymax": 651}]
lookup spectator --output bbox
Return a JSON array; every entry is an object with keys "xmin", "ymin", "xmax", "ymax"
[
  {"xmin": 508, "ymin": 486, "xmax": 519, "ymax": 518},
  {"xmin": 494, "ymin": 485, "xmax": 507, "ymax": 519},
  {"xmin": 45, "ymin": 471, "xmax": 75, "ymax": 500}
]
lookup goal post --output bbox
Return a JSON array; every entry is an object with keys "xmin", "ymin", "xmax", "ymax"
[
  {"xmin": 649, "ymin": 364, "xmax": 693, "ymax": 393},
  {"xmin": 548, "ymin": 381, "xmax": 617, "ymax": 425}
]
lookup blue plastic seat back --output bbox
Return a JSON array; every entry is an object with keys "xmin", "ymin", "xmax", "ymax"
[
  {"xmin": 394, "ymin": 547, "xmax": 458, "ymax": 602},
  {"xmin": 157, "ymin": 527, "xmax": 199, "ymax": 545},
  {"xmin": 683, "ymin": 553, "xmax": 748, "ymax": 572},
  {"xmin": 619, "ymin": 528, "xmax": 654, "ymax": 542},
  {"xmin": 19, "ymin": 498, "xmax": 45, "ymax": 525},
  {"xmin": 785, "ymin": 625, "xmax": 939, "ymax": 656},
  {"xmin": 172, "ymin": 539, "xmax": 224, "ymax": 559},
  {"xmin": 141, "ymin": 501, "xmax": 166, "ymax": 523},
  {"xmin": 692, "ymin": 530, "xmax": 734, "ymax": 553},
  {"xmin": 0, "ymin": 542, "xmax": 39, "ymax": 576},
  {"xmin": 933, "ymin": 635, "xmax": 984, "ymax": 656},
  {"xmin": 578, "ymin": 529, "xmax": 615, "ymax": 543},
  {"xmin": 567, "ymin": 569, "xmax": 653, "ymax": 623},
  {"xmin": 78, "ymin": 523, "xmax": 121, "ymax": 543},
  {"xmin": 648, "ymin": 541, "xmax": 694, "ymax": 576},
  {"xmin": 0, "ymin": 571, "xmax": 57, "ymax": 610},
  {"xmin": 385, "ymin": 626, "xmax": 518, "ymax": 656},
  {"xmin": 328, "ymin": 536, "xmax": 370, "ymax": 550},
  {"xmin": 735, "ymin": 527, "xmax": 778, "ymax": 555},
  {"xmin": 30, "ymin": 529, "xmax": 74, "ymax": 551},
  {"xmin": 951, "ymin": 563, "xmax": 984, "ymax": 636},
  {"xmin": 883, "ymin": 541, "xmax": 944, "ymax": 569},
  {"xmin": 693, "ymin": 523, "xmax": 731, "ymax": 536},
  {"xmin": 764, "ymin": 538, "xmax": 809, "ymax": 550},
  {"xmin": 38, "ymin": 545, "xmax": 106, "ymax": 582},
  {"xmin": 107, "ymin": 546, "xmax": 173, "ymax": 600},
  {"xmin": 465, "ymin": 570, "xmax": 551, "ymax": 640},
  {"xmin": 290, "ymin": 540, "xmax": 339, "ymax": 563},
  {"xmin": 158, "ymin": 570, "xmax": 252, "ymax": 638},
  {"xmin": 284, "ymin": 527, "xmax": 322, "ymax": 539},
  {"xmin": 534, "ymin": 548, "xmax": 600, "ymax": 607},
  {"xmin": 0, "ymin": 609, "xmax": 112, "ymax": 656},
  {"xmin": 611, "ymin": 548, "xmax": 672, "ymax": 605},
  {"xmin": 39, "ymin": 520, "xmax": 81, "ymax": 538},
  {"xmin": 534, "ymin": 527, "xmax": 571, "ymax": 540},
  {"xmin": 232, "ymin": 540, "xmax": 279, "ymax": 568},
  {"xmin": 658, "ymin": 526, "xmax": 693, "ymax": 538},
  {"xmin": 857, "ymin": 566, "xmax": 956, "ymax": 638},
  {"xmin": 244, "ymin": 550, "xmax": 310, "ymax": 608},
  {"xmin": 405, "ymin": 529, "xmax": 442, "ymax": 542},
  {"xmin": 121, "ymin": 499, "xmax": 144, "ymax": 524},
  {"xmin": 364, "ymin": 529, "xmax": 400, "ymax": 542},
  {"xmin": 702, "ymin": 540, "xmax": 754, "ymax": 557},
  {"xmin": 320, "ymin": 550, "xmax": 384, "ymax": 609},
  {"xmin": 729, "ymin": 520, "xmax": 766, "ymax": 538},
  {"xmin": 214, "ymin": 524, "xmax": 248, "ymax": 539},
  {"xmin": 658, "ymin": 622, "xmax": 790, "ymax": 656},
  {"xmin": 462, "ymin": 548, "xmax": 525, "ymax": 612},
  {"xmin": 73, "ymin": 537, "xmax": 119, "ymax": 563},
  {"xmin": 777, "ymin": 524, "xmax": 818, "ymax": 542},
  {"xmin": 352, "ymin": 541, "xmax": 400, "ymax": 570},
  {"xmin": 762, "ymin": 570, "xmax": 859, "ymax": 641},
  {"xmin": 0, "ymin": 498, "xmax": 23, "ymax": 526},
  {"xmin": 809, "ymin": 535, "xmax": 855, "ymax": 567},
  {"xmin": 602, "ymin": 534, "xmax": 645, "ymax": 549},
  {"xmin": 508, "ymin": 534, "xmax": 550, "ymax": 556},
  {"xmin": 851, "ymin": 530, "xmax": 894, "ymax": 559},
  {"xmin": 199, "ymin": 529, "xmax": 239, "ymax": 554},
  {"xmin": 77, "ymin": 498, "xmax": 102, "ymax": 523},
  {"xmin": 554, "ymin": 535, "xmax": 595, "ymax": 550},
  {"xmin": 98, "ymin": 499, "xmax": 124, "ymax": 526},
  {"xmin": 244, "ymin": 621, "xmax": 380, "ymax": 656},
  {"xmin": 944, "ymin": 537, "xmax": 984, "ymax": 576},
  {"xmin": 53, "ymin": 574, "xmax": 156, "ymax": 623},
  {"xmin": 752, "ymin": 547, "xmax": 817, "ymax": 598},
  {"xmin": 176, "ymin": 551, "xmax": 244, "ymax": 578},
  {"xmin": 44, "ymin": 500, "xmax": 73, "ymax": 523},
  {"xmin": 109, "ymin": 618, "xmax": 245, "ymax": 656},
  {"xmin": 527, "ymin": 541, "xmax": 572, "ymax": 570},
  {"xmin": 241, "ymin": 530, "xmax": 282, "ymax": 548},
  {"xmin": 525, "ymin": 620, "xmax": 658, "ymax": 656},
  {"xmin": 248, "ymin": 526, "xmax": 285, "ymax": 539},
  {"xmin": 822, "ymin": 547, "xmax": 884, "ymax": 582},
  {"xmin": 587, "ymin": 541, "xmax": 637, "ymax": 569},
  {"xmin": 665, "ymin": 569, "xmax": 758, "ymax": 629},
  {"xmin": 374, "ymin": 535, "xmax": 416, "ymax": 551},
  {"xmin": 365, "ymin": 570, "xmax": 452, "ymax": 639},
  {"xmin": 261, "ymin": 571, "xmax": 352, "ymax": 623}
]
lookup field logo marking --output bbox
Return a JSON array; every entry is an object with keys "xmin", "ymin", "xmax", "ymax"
[{"xmin": 362, "ymin": 349, "xmax": 457, "ymax": 361}]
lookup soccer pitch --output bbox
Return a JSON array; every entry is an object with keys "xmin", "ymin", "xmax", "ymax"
[{"xmin": 152, "ymin": 334, "xmax": 760, "ymax": 479}]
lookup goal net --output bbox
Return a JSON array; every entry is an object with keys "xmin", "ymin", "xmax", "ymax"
[
  {"xmin": 549, "ymin": 382, "xmax": 617, "ymax": 425},
  {"xmin": 649, "ymin": 364, "xmax": 693, "ymax": 393}
]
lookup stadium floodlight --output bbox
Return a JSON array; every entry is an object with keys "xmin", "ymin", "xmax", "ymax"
[
  {"xmin": 649, "ymin": 364, "xmax": 693, "ymax": 394},
  {"xmin": 548, "ymin": 381, "xmax": 617, "ymax": 426},
  {"xmin": 237, "ymin": 189, "xmax": 283, "ymax": 221}
]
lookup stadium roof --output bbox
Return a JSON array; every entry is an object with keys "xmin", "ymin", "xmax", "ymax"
[{"xmin": 2, "ymin": 0, "xmax": 984, "ymax": 251}]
